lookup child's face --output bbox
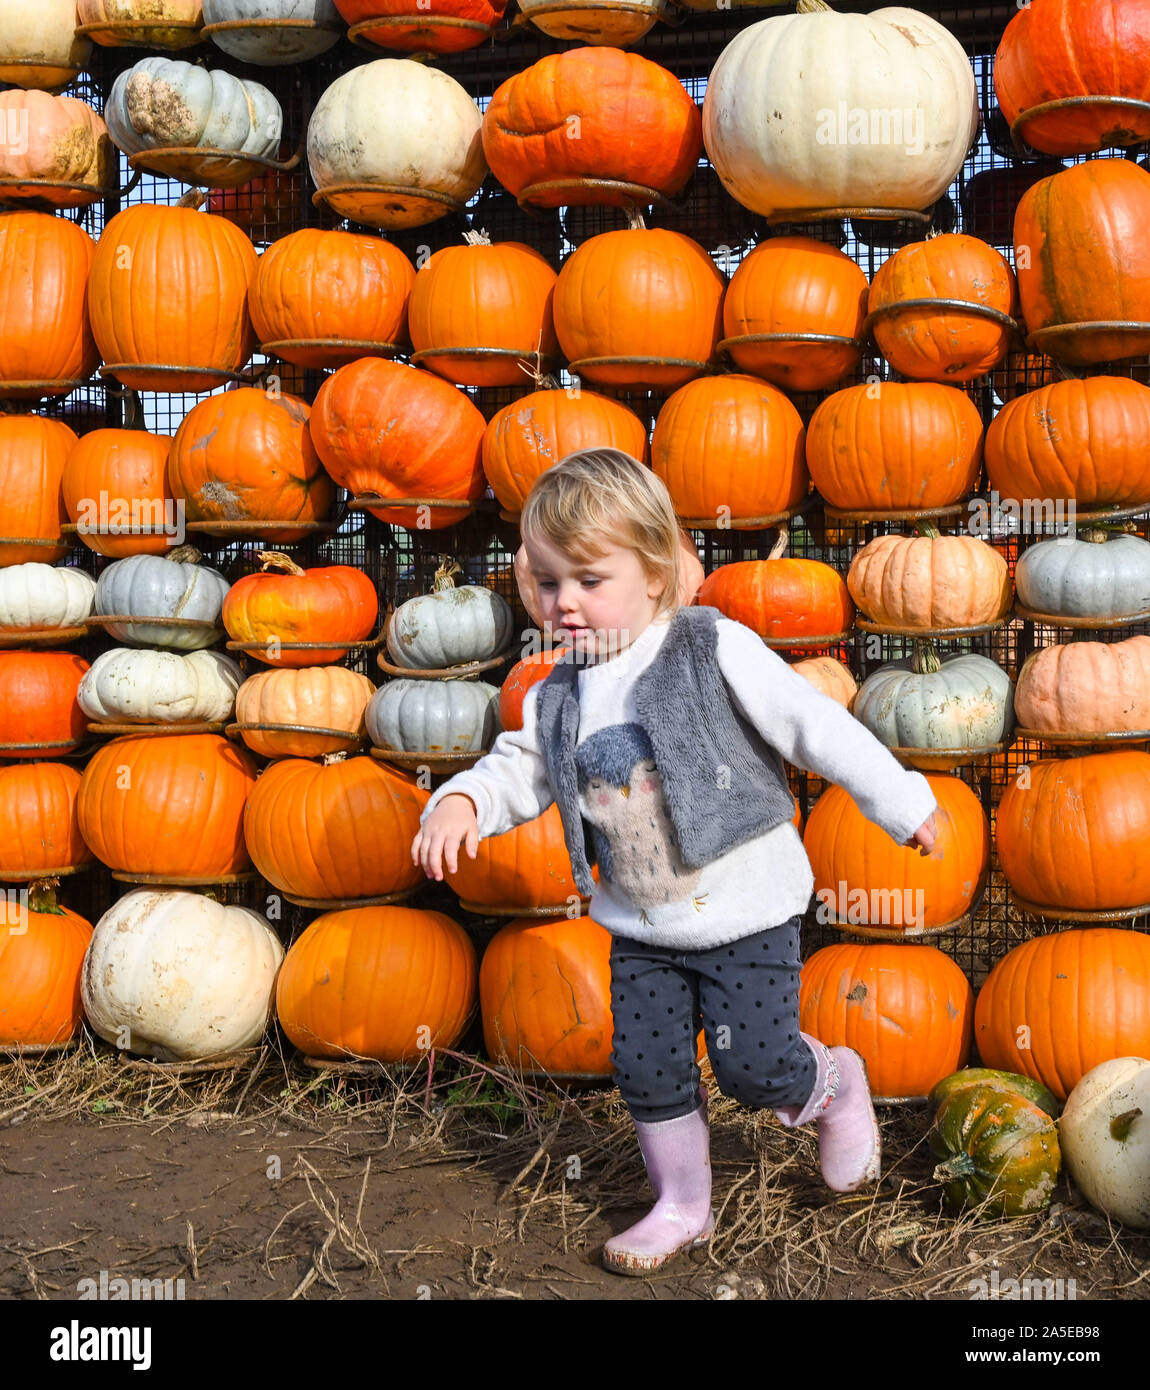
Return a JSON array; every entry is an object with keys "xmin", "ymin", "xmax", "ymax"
[{"xmin": 524, "ymin": 531, "xmax": 666, "ymax": 661}]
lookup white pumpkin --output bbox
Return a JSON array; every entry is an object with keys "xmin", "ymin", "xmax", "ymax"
[
  {"xmin": 387, "ymin": 562, "xmax": 514, "ymax": 669},
  {"xmin": 78, "ymin": 647, "xmax": 244, "ymax": 724},
  {"xmin": 1060, "ymin": 1057, "xmax": 1150, "ymax": 1230},
  {"xmin": 202, "ymin": 0, "xmax": 339, "ymax": 64},
  {"xmin": 516, "ymin": 0, "xmax": 667, "ymax": 46},
  {"xmin": 0, "ymin": 563, "xmax": 95, "ymax": 631},
  {"xmin": 94, "ymin": 546, "xmax": 230, "ymax": 650},
  {"xmin": 81, "ymin": 888, "xmax": 284, "ymax": 1061},
  {"xmin": 701, "ymin": 2, "xmax": 979, "ymax": 219},
  {"xmin": 366, "ymin": 678, "xmax": 500, "ymax": 753},
  {"xmin": 307, "ymin": 59, "xmax": 487, "ymax": 229},
  {"xmin": 852, "ymin": 643, "xmax": 1014, "ymax": 762},
  {"xmin": 1015, "ymin": 530, "xmax": 1150, "ymax": 620},
  {"xmin": 105, "ymin": 57, "xmax": 282, "ymax": 167},
  {"xmin": 0, "ymin": 0, "xmax": 92, "ymax": 91}
]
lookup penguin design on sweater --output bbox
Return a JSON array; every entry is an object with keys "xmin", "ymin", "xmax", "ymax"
[{"xmin": 575, "ymin": 723, "xmax": 708, "ymax": 914}]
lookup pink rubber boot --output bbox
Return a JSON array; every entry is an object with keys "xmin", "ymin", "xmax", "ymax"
[
  {"xmin": 774, "ymin": 1033, "xmax": 881, "ymax": 1193},
  {"xmin": 601, "ymin": 1099, "xmax": 715, "ymax": 1276}
]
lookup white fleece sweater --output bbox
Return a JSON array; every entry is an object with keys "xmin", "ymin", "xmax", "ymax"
[{"xmin": 421, "ymin": 614, "xmax": 939, "ymax": 950}]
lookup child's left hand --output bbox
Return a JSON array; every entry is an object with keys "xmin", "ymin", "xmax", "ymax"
[{"xmin": 905, "ymin": 812, "xmax": 938, "ymax": 856}]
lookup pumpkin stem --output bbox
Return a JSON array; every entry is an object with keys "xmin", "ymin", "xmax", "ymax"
[
  {"xmin": 26, "ymin": 878, "xmax": 63, "ymax": 916},
  {"xmin": 463, "ymin": 229, "xmax": 491, "ymax": 247},
  {"xmin": 932, "ymin": 1154, "xmax": 976, "ymax": 1182},
  {"xmin": 624, "ymin": 205, "xmax": 646, "ymax": 231},
  {"xmin": 123, "ymin": 389, "xmax": 145, "ymax": 431},
  {"xmin": 767, "ymin": 525, "xmax": 789, "ymax": 562},
  {"xmin": 1078, "ymin": 522, "xmax": 1137, "ymax": 543},
  {"xmin": 796, "ymin": 0, "xmax": 833, "ymax": 10},
  {"xmin": 432, "ymin": 557, "xmax": 463, "ymax": 591},
  {"xmin": 167, "ymin": 544, "xmax": 203, "ymax": 565},
  {"xmin": 177, "ymin": 190, "xmax": 207, "ymax": 212},
  {"xmin": 911, "ymin": 640, "xmax": 942, "ymax": 675},
  {"xmin": 539, "ymin": 373, "xmax": 563, "ymax": 391},
  {"xmin": 913, "ymin": 521, "xmax": 942, "ymax": 540},
  {"xmin": 257, "ymin": 550, "xmax": 307, "ymax": 576},
  {"xmin": 322, "ymin": 751, "xmax": 349, "ymax": 766},
  {"xmin": 1110, "ymin": 1107, "xmax": 1143, "ymax": 1142}
]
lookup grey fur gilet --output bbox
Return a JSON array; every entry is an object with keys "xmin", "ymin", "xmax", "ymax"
[{"xmin": 534, "ymin": 606, "xmax": 797, "ymax": 896}]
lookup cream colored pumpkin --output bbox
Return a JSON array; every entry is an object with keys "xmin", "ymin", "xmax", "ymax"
[
  {"xmin": 516, "ymin": 0, "xmax": 667, "ymax": 46},
  {"xmin": 202, "ymin": 0, "xmax": 340, "ymax": 65},
  {"xmin": 307, "ymin": 60, "xmax": 487, "ymax": 230},
  {"xmin": 0, "ymin": 0, "xmax": 92, "ymax": 90},
  {"xmin": 0, "ymin": 563, "xmax": 95, "ymax": 631},
  {"xmin": 81, "ymin": 888, "xmax": 283, "ymax": 1060},
  {"xmin": 1060, "ymin": 1057, "xmax": 1150, "ymax": 1230},
  {"xmin": 702, "ymin": 2, "xmax": 979, "ymax": 219},
  {"xmin": 1015, "ymin": 635, "xmax": 1150, "ymax": 735},
  {"xmin": 77, "ymin": 647, "xmax": 243, "ymax": 724}
]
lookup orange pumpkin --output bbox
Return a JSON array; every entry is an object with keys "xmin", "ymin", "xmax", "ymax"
[
  {"xmin": 847, "ymin": 531, "xmax": 1012, "ymax": 630},
  {"xmin": 87, "ymin": 197, "xmax": 258, "ymax": 392},
  {"xmin": 0, "ymin": 211, "xmax": 98, "ymax": 399},
  {"xmin": 480, "ymin": 914, "xmax": 614, "ymax": 1076},
  {"xmin": 276, "ymin": 905, "xmax": 477, "ymax": 1062},
  {"xmin": 866, "ymin": 234, "xmax": 1018, "ymax": 382},
  {"xmin": 62, "ymin": 427, "xmax": 175, "ymax": 558},
  {"xmin": 249, "ymin": 228, "xmax": 416, "ymax": 368},
  {"xmin": 975, "ymin": 927, "xmax": 1150, "ymax": 1099},
  {"xmin": 77, "ymin": 733, "xmax": 259, "ymax": 878},
  {"xmin": 1013, "ymin": 158, "xmax": 1150, "ymax": 366},
  {"xmin": 0, "ymin": 90, "xmax": 111, "ymax": 209},
  {"xmin": 0, "ymin": 414, "xmax": 75, "ymax": 566},
  {"xmin": 309, "ymin": 357, "xmax": 487, "ymax": 530},
  {"xmin": 232, "ymin": 666, "xmax": 377, "ymax": 758},
  {"xmin": 995, "ymin": 0, "xmax": 1150, "ymax": 155},
  {"xmin": 481, "ymin": 48, "xmax": 702, "ymax": 209},
  {"xmin": 995, "ymin": 750, "xmax": 1150, "ymax": 912},
  {"xmin": 243, "ymin": 753, "xmax": 428, "ymax": 900},
  {"xmin": 482, "ymin": 387, "xmax": 649, "ymax": 517},
  {"xmin": 0, "ymin": 650, "xmax": 88, "ymax": 757},
  {"xmin": 222, "ymin": 551, "xmax": 379, "ymax": 669},
  {"xmin": 499, "ymin": 647, "xmax": 564, "ymax": 731},
  {"xmin": 444, "ymin": 803, "xmax": 589, "ymax": 911},
  {"xmin": 407, "ymin": 234, "xmax": 559, "ymax": 387},
  {"xmin": 803, "ymin": 773, "xmax": 990, "ymax": 933},
  {"xmin": 552, "ymin": 226, "xmax": 725, "ymax": 390},
  {"xmin": 696, "ymin": 528, "xmax": 854, "ymax": 650},
  {"xmin": 721, "ymin": 236, "xmax": 868, "ymax": 392},
  {"xmin": 985, "ymin": 377, "xmax": 1150, "ymax": 510},
  {"xmin": 0, "ymin": 880, "xmax": 93, "ymax": 1048},
  {"xmin": 806, "ymin": 383, "xmax": 984, "ymax": 512},
  {"xmin": 790, "ymin": 656, "xmax": 857, "ymax": 711},
  {"xmin": 651, "ymin": 374, "xmax": 808, "ymax": 528},
  {"xmin": 799, "ymin": 942, "xmax": 973, "ymax": 1099},
  {"xmin": 169, "ymin": 389, "xmax": 335, "ymax": 544},
  {"xmin": 333, "ymin": 0, "xmax": 507, "ymax": 53},
  {"xmin": 0, "ymin": 763, "xmax": 95, "ymax": 880}
]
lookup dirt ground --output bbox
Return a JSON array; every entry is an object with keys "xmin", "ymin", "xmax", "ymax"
[{"xmin": 2, "ymin": 1044, "xmax": 1148, "ymax": 1309}]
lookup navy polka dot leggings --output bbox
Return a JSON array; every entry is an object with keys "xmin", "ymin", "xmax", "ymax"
[{"xmin": 609, "ymin": 916, "xmax": 816, "ymax": 1124}]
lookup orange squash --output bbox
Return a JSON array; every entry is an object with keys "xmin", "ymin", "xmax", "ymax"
[
  {"xmin": 243, "ymin": 753, "xmax": 428, "ymax": 900},
  {"xmin": 0, "ymin": 414, "xmax": 75, "ymax": 566},
  {"xmin": 790, "ymin": 655, "xmax": 857, "ymax": 711},
  {"xmin": 444, "ymin": 803, "xmax": 589, "ymax": 911},
  {"xmin": 499, "ymin": 647, "xmax": 564, "ymax": 731},
  {"xmin": 847, "ymin": 530, "xmax": 1012, "ymax": 630},
  {"xmin": 232, "ymin": 666, "xmax": 377, "ymax": 759},
  {"xmin": 332, "ymin": 0, "xmax": 507, "ymax": 53},
  {"xmin": 276, "ymin": 904, "xmax": 477, "ymax": 1062},
  {"xmin": 62, "ymin": 427, "xmax": 175, "ymax": 558},
  {"xmin": 480, "ymin": 914, "xmax": 614, "ymax": 1077},
  {"xmin": 0, "ymin": 650, "xmax": 88, "ymax": 757},
  {"xmin": 0, "ymin": 763, "xmax": 95, "ymax": 880},
  {"xmin": 87, "ymin": 197, "xmax": 258, "ymax": 392},
  {"xmin": 0, "ymin": 880, "xmax": 93, "ymax": 1048},
  {"xmin": 800, "ymin": 942, "xmax": 973, "ymax": 1099},
  {"xmin": 651, "ymin": 373, "xmax": 808, "ymax": 527},
  {"xmin": 803, "ymin": 773, "xmax": 989, "ymax": 933},
  {"xmin": 77, "ymin": 733, "xmax": 259, "ymax": 878},
  {"xmin": 169, "ymin": 389, "xmax": 335, "ymax": 544}
]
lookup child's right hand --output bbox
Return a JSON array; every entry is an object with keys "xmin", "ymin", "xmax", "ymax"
[{"xmin": 411, "ymin": 793, "xmax": 480, "ymax": 881}]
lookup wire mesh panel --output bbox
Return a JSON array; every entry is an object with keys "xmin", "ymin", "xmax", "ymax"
[{"xmin": 8, "ymin": 2, "xmax": 1150, "ymax": 988}]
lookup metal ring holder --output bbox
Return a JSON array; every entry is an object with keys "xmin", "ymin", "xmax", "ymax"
[
  {"xmin": 1009, "ymin": 95, "xmax": 1150, "ymax": 156},
  {"xmin": 853, "ymin": 616, "xmax": 1013, "ymax": 639},
  {"xmin": 861, "ymin": 297, "xmax": 1023, "ymax": 345},
  {"xmin": 126, "ymin": 144, "xmax": 301, "ymax": 190},
  {"xmin": 516, "ymin": 178, "xmax": 676, "ymax": 213},
  {"xmin": 825, "ymin": 871, "xmax": 989, "ymax": 942},
  {"xmin": 765, "ymin": 205, "xmax": 935, "ymax": 227}
]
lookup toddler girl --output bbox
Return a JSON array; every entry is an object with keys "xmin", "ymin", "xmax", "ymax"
[{"xmin": 412, "ymin": 450, "xmax": 938, "ymax": 1276}]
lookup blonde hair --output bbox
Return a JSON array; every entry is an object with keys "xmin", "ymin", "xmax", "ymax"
[{"xmin": 519, "ymin": 449, "xmax": 682, "ymax": 619}]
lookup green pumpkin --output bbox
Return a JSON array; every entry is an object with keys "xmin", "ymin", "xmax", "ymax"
[
  {"xmin": 929, "ymin": 1068, "xmax": 1062, "ymax": 1119},
  {"xmin": 929, "ymin": 1080, "xmax": 1061, "ymax": 1218}
]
